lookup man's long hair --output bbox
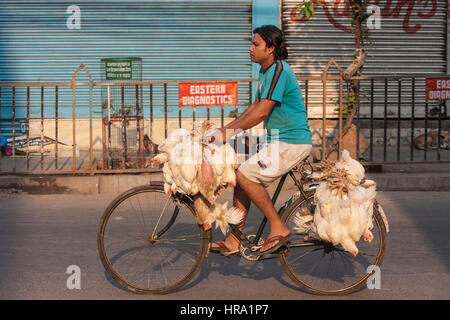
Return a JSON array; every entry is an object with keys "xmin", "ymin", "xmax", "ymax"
[{"xmin": 253, "ymin": 25, "xmax": 288, "ymax": 60}]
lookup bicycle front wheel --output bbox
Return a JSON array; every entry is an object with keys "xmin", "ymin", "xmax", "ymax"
[
  {"xmin": 279, "ymin": 190, "xmax": 387, "ymax": 295},
  {"xmin": 97, "ymin": 183, "xmax": 210, "ymax": 294}
]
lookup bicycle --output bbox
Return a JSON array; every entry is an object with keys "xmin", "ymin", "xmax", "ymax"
[{"xmin": 97, "ymin": 160, "xmax": 387, "ymax": 295}]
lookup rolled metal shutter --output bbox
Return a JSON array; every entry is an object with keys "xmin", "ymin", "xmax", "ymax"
[
  {"xmin": 281, "ymin": 0, "xmax": 447, "ymax": 118},
  {"xmin": 0, "ymin": 0, "xmax": 252, "ymax": 135}
]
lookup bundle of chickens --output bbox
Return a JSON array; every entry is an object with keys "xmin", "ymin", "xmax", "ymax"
[
  {"xmin": 151, "ymin": 121, "xmax": 244, "ymax": 235},
  {"xmin": 293, "ymin": 149, "xmax": 389, "ymax": 256}
]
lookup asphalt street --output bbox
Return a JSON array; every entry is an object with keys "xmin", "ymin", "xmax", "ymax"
[{"xmin": 0, "ymin": 189, "xmax": 449, "ymax": 300}]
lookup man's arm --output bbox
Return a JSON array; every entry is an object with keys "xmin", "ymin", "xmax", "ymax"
[
  {"xmin": 223, "ymin": 99, "xmax": 259, "ymax": 130},
  {"xmin": 212, "ymin": 99, "xmax": 276, "ymax": 142},
  {"xmin": 226, "ymin": 99, "xmax": 275, "ymax": 131}
]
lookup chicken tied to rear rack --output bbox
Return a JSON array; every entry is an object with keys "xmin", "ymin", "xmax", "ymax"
[
  {"xmin": 293, "ymin": 149, "xmax": 390, "ymax": 257},
  {"xmin": 151, "ymin": 120, "xmax": 244, "ymax": 235}
]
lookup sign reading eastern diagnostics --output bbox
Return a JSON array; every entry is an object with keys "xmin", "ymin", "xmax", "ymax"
[
  {"xmin": 179, "ymin": 82, "xmax": 238, "ymax": 107},
  {"xmin": 426, "ymin": 77, "xmax": 450, "ymax": 101}
]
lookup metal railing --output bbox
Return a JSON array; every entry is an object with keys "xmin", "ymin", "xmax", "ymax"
[{"xmin": 0, "ymin": 60, "xmax": 448, "ymax": 175}]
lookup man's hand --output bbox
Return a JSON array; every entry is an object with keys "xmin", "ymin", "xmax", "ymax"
[{"xmin": 208, "ymin": 128, "xmax": 228, "ymax": 144}]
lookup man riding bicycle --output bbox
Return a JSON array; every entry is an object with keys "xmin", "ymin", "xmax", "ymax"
[{"xmin": 210, "ymin": 25, "xmax": 313, "ymax": 255}]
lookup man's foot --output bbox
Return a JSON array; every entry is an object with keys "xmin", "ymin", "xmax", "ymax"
[
  {"xmin": 210, "ymin": 237, "xmax": 240, "ymax": 256},
  {"xmin": 210, "ymin": 241, "xmax": 239, "ymax": 256},
  {"xmin": 258, "ymin": 233, "xmax": 291, "ymax": 256},
  {"xmin": 259, "ymin": 225, "xmax": 291, "ymax": 254}
]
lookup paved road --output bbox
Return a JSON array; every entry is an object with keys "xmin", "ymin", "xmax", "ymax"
[{"xmin": 0, "ymin": 189, "xmax": 449, "ymax": 300}]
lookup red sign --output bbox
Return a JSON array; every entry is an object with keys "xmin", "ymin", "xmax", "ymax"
[
  {"xmin": 426, "ymin": 77, "xmax": 450, "ymax": 101},
  {"xmin": 179, "ymin": 82, "xmax": 238, "ymax": 107}
]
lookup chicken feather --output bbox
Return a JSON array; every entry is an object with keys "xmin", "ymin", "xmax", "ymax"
[
  {"xmin": 301, "ymin": 150, "xmax": 385, "ymax": 257},
  {"xmin": 159, "ymin": 121, "xmax": 240, "ymax": 232}
]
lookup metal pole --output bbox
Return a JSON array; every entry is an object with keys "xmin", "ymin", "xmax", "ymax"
[
  {"xmin": 384, "ymin": 79, "xmax": 388, "ymax": 161},
  {"xmin": 40, "ymin": 86, "xmax": 44, "ymax": 172},
  {"xmin": 338, "ymin": 74, "xmax": 343, "ymax": 157},
  {"xmin": 438, "ymin": 100, "xmax": 444, "ymax": 161},
  {"xmin": 55, "ymin": 86, "xmax": 58, "ymax": 170},
  {"xmin": 397, "ymin": 79, "xmax": 401, "ymax": 162},
  {"xmin": 424, "ymin": 101, "xmax": 428, "ymax": 160},
  {"xmin": 150, "ymin": 84, "xmax": 153, "ymax": 141},
  {"xmin": 121, "ymin": 85, "xmax": 127, "ymax": 169},
  {"xmin": 12, "ymin": 87, "xmax": 16, "ymax": 173},
  {"xmin": 322, "ymin": 75, "xmax": 327, "ymax": 160},
  {"xmin": 107, "ymin": 85, "xmax": 111, "ymax": 169},
  {"xmin": 411, "ymin": 78, "xmax": 415, "ymax": 161},
  {"xmin": 89, "ymin": 79, "xmax": 94, "ymax": 174},
  {"xmin": 0, "ymin": 87, "xmax": 2, "ymax": 172},
  {"xmin": 72, "ymin": 77, "xmax": 77, "ymax": 174},
  {"xmin": 370, "ymin": 79, "xmax": 374, "ymax": 162},
  {"xmin": 164, "ymin": 83, "xmax": 168, "ymax": 139},
  {"xmin": 26, "ymin": 86, "xmax": 30, "ymax": 171}
]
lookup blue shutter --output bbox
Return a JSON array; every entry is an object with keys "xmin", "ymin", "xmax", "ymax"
[{"xmin": 0, "ymin": 0, "xmax": 252, "ymax": 133}]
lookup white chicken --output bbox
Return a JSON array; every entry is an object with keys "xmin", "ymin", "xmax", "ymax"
[
  {"xmin": 213, "ymin": 201, "xmax": 244, "ymax": 235},
  {"xmin": 334, "ymin": 149, "xmax": 365, "ymax": 185},
  {"xmin": 151, "ymin": 121, "xmax": 244, "ymax": 234},
  {"xmin": 221, "ymin": 143, "xmax": 239, "ymax": 188},
  {"xmin": 294, "ymin": 149, "xmax": 387, "ymax": 257},
  {"xmin": 157, "ymin": 128, "xmax": 190, "ymax": 155}
]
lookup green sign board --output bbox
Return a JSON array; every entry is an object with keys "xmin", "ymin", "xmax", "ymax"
[{"xmin": 105, "ymin": 59, "xmax": 132, "ymax": 80}]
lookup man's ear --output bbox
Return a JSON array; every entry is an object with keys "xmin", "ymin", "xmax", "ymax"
[{"xmin": 266, "ymin": 45, "xmax": 275, "ymax": 56}]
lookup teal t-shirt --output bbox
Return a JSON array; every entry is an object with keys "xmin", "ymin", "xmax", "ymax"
[{"xmin": 256, "ymin": 60, "xmax": 312, "ymax": 145}]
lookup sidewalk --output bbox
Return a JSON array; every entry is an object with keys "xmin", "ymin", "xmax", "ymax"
[{"xmin": 1, "ymin": 162, "xmax": 450, "ymax": 194}]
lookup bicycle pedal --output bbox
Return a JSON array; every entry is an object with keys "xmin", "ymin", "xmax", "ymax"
[{"xmin": 223, "ymin": 252, "xmax": 240, "ymax": 258}]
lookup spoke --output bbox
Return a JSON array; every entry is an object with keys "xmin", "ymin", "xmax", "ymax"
[
  {"xmin": 278, "ymin": 195, "xmax": 386, "ymax": 294},
  {"xmin": 158, "ymin": 243, "xmax": 199, "ymax": 264},
  {"xmin": 104, "ymin": 235, "xmax": 149, "ymax": 245},
  {"xmin": 337, "ymin": 250, "xmax": 356, "ymax": 276},
  {"xmin": 146, "ymin": 245, "xmax": 157, "ymax": 288},
  {"xmin": 145, "ymin": 241, "xmax": 153, "ymax": 289},
  {"xmin": 101, "ymin": 187, "xmax": 205, "ymax": 293},
  {"xmin": 155, "ymin": 245, "xmax": 170, "ymax": 287},
  {"xmin": 327, "ymin": 251, "xmax": 335, "ymax": 279},
  {"xmin": 157, "ymin": 238, "xmax": 199, "ymax": 243},
  {"xmin": 127, "ymin": 197, "xmax": 149, "ymax": 236},
  {"xmin": 122, "ymin": 246, "xmax": 149, "ymax": 283},
  {"xmin": 357, "ymin": 250, "xmax": 377, "ymax": 258},
  {"xmin": 136, "ymin": 193, "xmax": 150, "ymax": 234},
  {"xmin": 311, "ymin": 251, "xmax": 326, "ymax": 275},
  {"xmin": 287, "ymin": 247, "xmax": 323, "ymax": 266}
]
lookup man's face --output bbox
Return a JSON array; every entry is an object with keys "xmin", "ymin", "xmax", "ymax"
[{"xmin": 249, "ymin": 33, "xmax": 274, "ymax": 64}]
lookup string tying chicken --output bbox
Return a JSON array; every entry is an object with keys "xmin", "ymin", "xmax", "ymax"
[
  {"xmin": 294, "ymin": 149, "xmax": 389, "ymax": 257},
  {"xmin": 151, "ymin": 120, "xmax": 244, "ymax": 234}
]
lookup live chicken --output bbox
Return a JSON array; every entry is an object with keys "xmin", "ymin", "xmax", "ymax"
[
  {"xmin": 152, "ymin": 120, "xmax": 244, "ymax": 234},
  {"xmin": 294, "ymin": 149, "xmax": 388, "ymax": 256}
]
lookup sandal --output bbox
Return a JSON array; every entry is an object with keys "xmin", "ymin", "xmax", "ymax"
[
  {"xmin": 210, "ymin": 241, "xmax": 240, "ymax": 257},
  {"xmin": 258, "ymin": 233, "xmax": 291, "ymax": 256}
]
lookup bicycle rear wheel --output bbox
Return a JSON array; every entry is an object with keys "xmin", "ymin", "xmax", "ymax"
[
  {"xmin": 279, "ymin": 190, "xmax": 387, "ymax": 295},
  {"xmin": 97, "ymin": 182, "xmax": 210, "ymax": 294}
]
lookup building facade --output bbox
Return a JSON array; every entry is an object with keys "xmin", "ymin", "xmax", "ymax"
[{"xmin": 0, "ymin": 0, "xmax": 448, "ymax": 148}]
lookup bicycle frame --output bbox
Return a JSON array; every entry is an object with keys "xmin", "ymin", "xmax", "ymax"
[
  {"xmin": 156, "ymin": 162, "xmax": 313, "ymax": 246},
  {"xmin": 228, "ymin": 169, "xmax": 310, "ymax": 249}
]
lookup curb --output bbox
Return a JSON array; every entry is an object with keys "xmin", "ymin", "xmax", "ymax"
[
  {"xmin": 1, "ymin": 171, "xmax": 450, "ymax": 194},
  {"xmin": 365, "ymin": 172, "xmax": 450, "ymax": 191},
  {"xmin": 0, "ymin": 174, "xmax": 161, "ymax": 195}
]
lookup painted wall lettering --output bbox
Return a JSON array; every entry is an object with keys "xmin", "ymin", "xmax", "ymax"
[{"xmin": 290, "ymin": 0, "xmax": 437, "ymax": 34}]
